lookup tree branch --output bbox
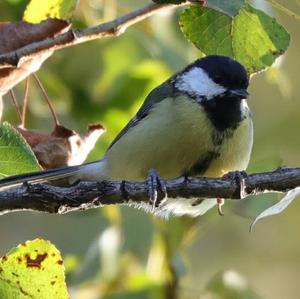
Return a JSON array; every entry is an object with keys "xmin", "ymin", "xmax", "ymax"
[
  {"xmin": 0, "ymin": 2, "xmax": 189, "ymax": 68},
  {"xmin": 0, "ymin": 167, "xmax": 299, "ymax": 215}
]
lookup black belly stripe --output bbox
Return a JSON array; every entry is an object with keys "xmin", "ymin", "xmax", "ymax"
[
  {"xmin": 185, "ymin": 150, "xmax": 220, "ymax": 176},
  {"xmin": 212, "ymin": 128, "xmax": 235, "ymax": 146}
]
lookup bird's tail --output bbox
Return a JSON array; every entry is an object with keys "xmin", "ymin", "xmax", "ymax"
[{"xmin": 0, "ymin": 160, "xmax": 104, "ymax": 190}]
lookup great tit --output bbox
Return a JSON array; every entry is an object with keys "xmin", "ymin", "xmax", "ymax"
[{"xmin": 0, "ymin": 55, "xmax": 253, "ymax": 217}]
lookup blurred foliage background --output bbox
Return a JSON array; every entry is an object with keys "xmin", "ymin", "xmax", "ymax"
[{"xmin": 0, "ymin": 0, "xmax": 300, "ymax": 298}]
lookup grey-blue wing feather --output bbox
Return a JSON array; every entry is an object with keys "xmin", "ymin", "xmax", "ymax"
[{"xmin": 107, "ymin": 80, "xmax": 174, "ymax": 150}]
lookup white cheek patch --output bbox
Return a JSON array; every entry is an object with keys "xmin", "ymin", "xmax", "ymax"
[{"xmin": 175, "ymin": 67, "xmax": 226, "ymax": 100}]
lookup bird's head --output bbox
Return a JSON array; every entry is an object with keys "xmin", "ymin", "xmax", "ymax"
[{"xmin": 174, "ymin": 55, "xmax": 249, "ymax": 101}]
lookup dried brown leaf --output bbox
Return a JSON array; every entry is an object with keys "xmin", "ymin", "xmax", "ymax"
[
  {"xmin": 0, "ymin": 19, "xmax": 69, "ymax": 95},
  {"xmin": 17, "ymin": 124, "xmax": 105, "ymax": 169},
  {"xmin": 0, "ymin": 19, "xmax": 68, "ymax": 54}
]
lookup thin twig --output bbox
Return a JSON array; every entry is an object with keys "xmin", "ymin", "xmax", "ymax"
[
  {"xmin": 0, "ymin": 167, "xmax": 299, "ymax": 215},
  {"xmin": 8, "ymin": 89, "xmax": 22, "ymax": 124},
  {"xmin": 0, "ymin": 2, "xmax": 189, "ymax": 68},
  {"xmin": 32, "ymin": 73, "xmax": 60, "ymax": 126},
  {"xmin": 20, "ymin": 77, "xmax": 30, "ymax": 128},
  {"xmin": 266, "ymin": 0, "xmax": 300, "ymax": 21}
]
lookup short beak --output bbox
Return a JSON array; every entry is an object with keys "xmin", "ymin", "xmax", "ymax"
[{"xmin": 228, "ymin": 89, "xmax": 249, "ymax": 99}]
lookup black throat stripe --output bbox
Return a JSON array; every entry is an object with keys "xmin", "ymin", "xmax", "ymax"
[{"xmin": 201, "ymin": 96, "xmax": 245, "ymax": 131}]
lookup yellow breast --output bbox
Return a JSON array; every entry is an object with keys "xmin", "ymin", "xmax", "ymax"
[{"xmin": 103, "ymin": 96, "xmax": 253, "ymax": 181}]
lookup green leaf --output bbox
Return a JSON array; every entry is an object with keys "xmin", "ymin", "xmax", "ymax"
[
  {"xmin": 180, "ymin": 7, "xmax": 233, "ymax": 57},
  {"xmin": 180, "ymin": 4, "xmax": 290, "ymax": 73},
  {"xmin": 232, "ymin": 5, "xmax": 290, "ymax": 73},
  {"xmin": 0, "ymin": 122, "xmax": 41, "ymax": 179},
  {"xmin": 23, "ymin": 0, "xmax": 77, "ymax": 23},
  {"xmin": 0, "ymin": 239, "xmax": 69, "ymax": 299}
]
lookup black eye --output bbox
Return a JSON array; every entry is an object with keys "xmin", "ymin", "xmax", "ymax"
[{"xmin": 214, "ymin": 75, "xmax": 223, "ymax": 84}]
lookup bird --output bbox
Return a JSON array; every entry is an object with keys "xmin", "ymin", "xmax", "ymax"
[{"xmin": 0, "ymin": 55, "xmax": 253, "ymax": 217}]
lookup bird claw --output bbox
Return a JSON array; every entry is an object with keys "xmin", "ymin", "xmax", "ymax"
[
  {"xmin": 22, "ymin": 180, "xmax": 32, "ymax": 191},
  {"xmin": 223, "ymin": 170, "xmax": 248, "ymax": 198},
  {"xmin": 147, "ymin": 169, "xmax": 167, "ymax": 212}
]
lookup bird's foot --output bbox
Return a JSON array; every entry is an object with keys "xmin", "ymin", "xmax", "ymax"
[
  {"xmin": 216, "ymin": 171, "xmax": 248, "ymax": 215},
  {"xmin": 223, "ymin": 170, "xmax": 248, "ymax": 198},
  {"xmin": 22, "ymin": 181, "xmax": 32, "ymax": 191},
  {"xmin": 147, "ymin": 169, "xmax": 168, "ymax": 212}
]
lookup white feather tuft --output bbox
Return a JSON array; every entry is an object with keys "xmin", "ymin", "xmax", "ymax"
[
  {"xmin": 126, "ymin": 197, "xmax": 216, "ymax": 218},
  {"xmin": 159, "ymin": 197, "xmax": 216, "ymax": 217}
]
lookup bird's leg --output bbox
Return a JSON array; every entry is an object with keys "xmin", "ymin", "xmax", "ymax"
[
  {"xmin": 216, "ymin": 171, "xmax": 248, "ymax": 215},
  {"xmin": 147, "ymin": 169, "xmax": 168, "ymax": 212},
  {"xmin": 217, "ymin": 198, "xmax": 225, "ymax": 216}
]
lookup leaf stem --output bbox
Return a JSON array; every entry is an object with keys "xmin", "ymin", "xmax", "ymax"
[
  {"xmin": 20, "ymin": 77, "xmax": 30, "ymax": 129},
  {"xmin": 32, "ymin": 73, "xmax": 60, "ymax": 126},
  {"xmin": 8, "ymin": 89, "xmax": 22, "ymax": 124}
]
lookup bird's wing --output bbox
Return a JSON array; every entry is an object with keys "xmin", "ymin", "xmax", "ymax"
[{"xmin": 107, "ymin": 80, "xmax": 174, "ymax": 150}]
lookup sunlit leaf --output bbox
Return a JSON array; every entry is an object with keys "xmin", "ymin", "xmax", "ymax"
[
  {"xmin": 0, "ymin": 122, "xmax": 41, "ymax": 178},
  {"xmin": 180, "ymin": 7, "xmax": 233, "ymax": 57},
  {"xmin": 0, "ymin": 239, "xmax": 68, "ymax": 299},
  {"xmin": 180, "ymin": 4, "xmax": 290, "ymax": 73},
  {"xmin": 24, "ymin": 0, "xmax": 77, "ymax": 23}
]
